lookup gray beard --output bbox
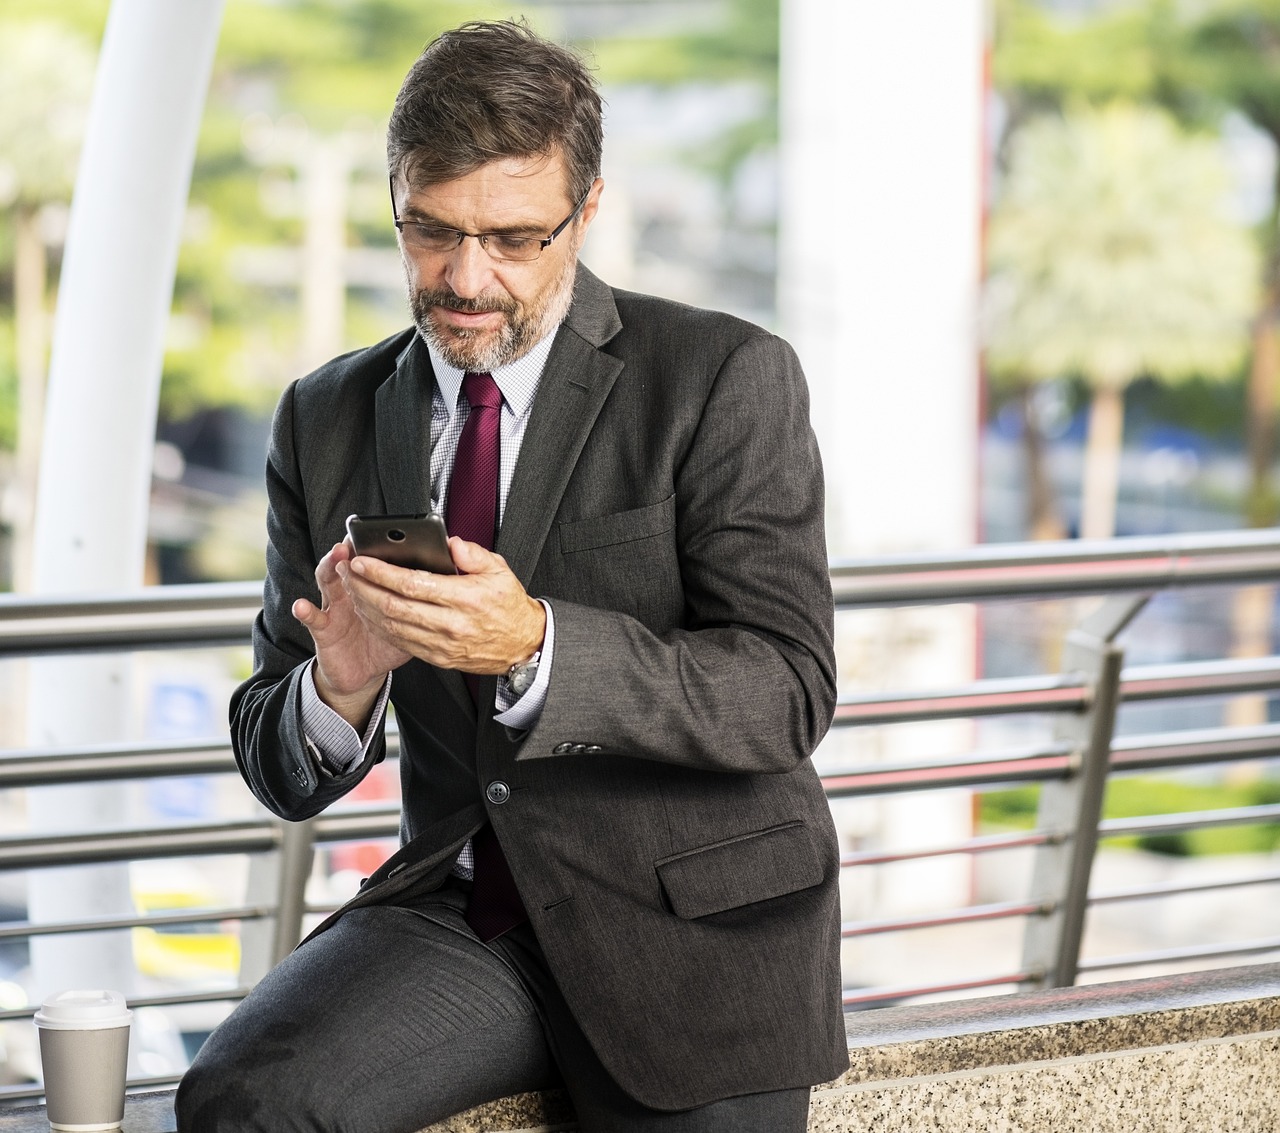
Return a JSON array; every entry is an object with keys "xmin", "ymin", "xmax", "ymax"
[{"xmin": 409, "ymin": 253, "xmax": 578, "ymax": 372}]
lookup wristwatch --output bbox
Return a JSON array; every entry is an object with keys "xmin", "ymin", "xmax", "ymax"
[{"xmin": 505, "ymin": 651, "xmax": 541, "ymax": 697}]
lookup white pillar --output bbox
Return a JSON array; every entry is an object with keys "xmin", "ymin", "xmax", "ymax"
[
  {"xmin": 779, "ymin": 0, "xmax": 985, "ymax": 557},
  {"xmin": 779, "ymin": 0, "xmax": 988, "ymax": 985},
  {"xmin": 26, "ymin": 0, "xmax": 224, "ymax": 1011}
]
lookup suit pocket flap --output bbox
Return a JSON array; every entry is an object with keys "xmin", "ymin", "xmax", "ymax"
[
  {"xmin": 558, "ymin": 494, "xmax": 676, "ymax": 553},
  {"xmin": 655, "ymin": 821, "xmax": 823, "ymax": 920}
]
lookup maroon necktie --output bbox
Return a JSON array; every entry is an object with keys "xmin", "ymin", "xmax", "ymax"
[{"xmin": 446, "ymin": 372, "xmax": 527, "ymax": 941}]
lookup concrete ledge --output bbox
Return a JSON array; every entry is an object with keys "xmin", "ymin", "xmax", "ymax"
[
  {"xmin": 810, "ymin": 962, "xmax": 1280, "ymax": 1132},
  {"xmin": 4, "ymin": 964, "xmax": 1278, "ymax": 1132}
]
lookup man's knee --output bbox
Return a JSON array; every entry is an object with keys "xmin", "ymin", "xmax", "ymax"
[{"xmin": 175, "ymin": 1023, "xmax": 322, "ymax": 1133}]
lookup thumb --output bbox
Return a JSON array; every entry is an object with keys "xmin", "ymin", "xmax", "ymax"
[{"xmin": 448, "ymin": 536, "xmax": 498, "ymax": 575}]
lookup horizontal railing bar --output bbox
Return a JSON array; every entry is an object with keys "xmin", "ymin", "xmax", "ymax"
[
  {"xmin": 1077, "ymin": 936, "xmax": 1280, "ymax": 973},
  {"xmin": 832, "ymin": 655, "xmax": 1280, "ymax": 730},
  {"xmin": 0, "ymin": 581, "xmax": 263, "ymax": 620},
  {"xmin": 0, "ymin": 737, "xmax": 237, "ymax": 789},
  {"xmin": 0, "ymin": 822, "xmax": 281, "ymax": 870},
  {"xmin": 842, "ymin": 971, "xmax": 1034, "ymax": 1008},
  {"xmin": 0, "ymin": 986, "xmax": 251, "ymax": 1024},
  {"xmin": 0, "ymin": 582, "xmax": 260, "ymax": 656},
  {"xmin": 840, "ymin": 830, "xmax": 1060, "ymax": 869},
  {"xmin": 0, "ymin": 734, "xmax": 402, "ymax": 791},
  {"xmin": 0, "ymin": 905, "xmax": 273, "ymax": 941},
  {"xmin": 1099, "ymin": 803, "xmax": 1280, "ymax": 839},
  {"xmin": 1120, "ymin": 657, "xmax": 1280, "ymax": 702},
  {"xmin": 0, "ymin": 805, "xmax": 406, "ymax": 872},
  {"xmin": 833, "ymin": 674, "xmax": 1088, "ymax": 726},
  {"xmin": 1109, "ymin": 724, "xmax": 1280, "ymax": 773},
  {"xmin": 821, "ymin": 746, "xmax": 1077, "ymax": 797},
  {"xmin": 831, "ymin": 530, "xmax": 1280, "ymax": 608},
  {"xmin": 840, "ymin": 898, "xmax": 1051, "ymax": 939},
  {"xmin": 313, "ymin": 806, "xmax": 401, "ymax": 842},
  {"xmin": 1089, "ymin": 871, "xmax": 1280, "ymax": 906}
]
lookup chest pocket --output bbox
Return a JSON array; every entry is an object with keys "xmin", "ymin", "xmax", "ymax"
[
  {"xmin": 558, "ymin": 494, "xmax": 676, "ymax": 553},
  {"xmin": 552, "ymin": 494, "xmax": 680, "ymax": 629}
]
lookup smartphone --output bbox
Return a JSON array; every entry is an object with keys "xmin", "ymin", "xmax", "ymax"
[{"xmin": 345, "ymin": 513, "xmax": 456, "ymax": 574}]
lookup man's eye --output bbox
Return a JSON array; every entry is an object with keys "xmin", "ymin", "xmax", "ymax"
[
  {"xmin": 416, "ymin": 226, "xmax": 460, "ymax": 247},
  {"xmin": 489, "ymin": 234, "xmax": 536, "ymax": 254}
]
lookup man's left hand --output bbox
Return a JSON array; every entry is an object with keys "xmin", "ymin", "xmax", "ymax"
[{"xmin": 338, "ymin": 536, "xmax": 546, "ymax": 675}]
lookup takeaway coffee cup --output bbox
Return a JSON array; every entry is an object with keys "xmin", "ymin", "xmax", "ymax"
[{"xmin": 33, "ymin": 990, "xmax": 131, "ymax": 1131}]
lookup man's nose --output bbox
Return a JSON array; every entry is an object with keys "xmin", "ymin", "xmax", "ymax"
[{"xmin": 443, "ymin": 235, "xmax": 496, "ymax": 299}]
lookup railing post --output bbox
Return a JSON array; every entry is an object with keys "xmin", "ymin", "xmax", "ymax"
[
  {"xmin": 271, "ymin": 817, "xmax": 317, "ymax": 965},
  {"xmin": 239, "ymin": 817, "xmax": 316, "ymax": 984},
  {"xmin": 1021, "ymin": 594, "xmax": 1148, "ymax": 989}
]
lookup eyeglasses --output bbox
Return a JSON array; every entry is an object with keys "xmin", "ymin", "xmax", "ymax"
[{"xmin": 390, "ymin": 177, "xmax": 589, "ymax": 263}]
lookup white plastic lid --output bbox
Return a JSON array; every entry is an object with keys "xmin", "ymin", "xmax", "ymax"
[{"xmin": 33, "ymin": 989, "xmax": 131, "ymax": 1031}]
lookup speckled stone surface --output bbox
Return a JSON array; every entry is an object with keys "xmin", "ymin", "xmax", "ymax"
[
  {"xmin": 6, "ymin": 964, "xmax": 1279, "ymax": 1132},
  {"xmin": 835, "ymin": 960, "xmax": 1280, "ymax": 1086},
  {"xmin": 414, "ymin": 1088, "xmax": 576, "ymax": 1132},
  {"xmin": 807, "ymin": 1031, "xmax": 1280, "ymax": 1132}
]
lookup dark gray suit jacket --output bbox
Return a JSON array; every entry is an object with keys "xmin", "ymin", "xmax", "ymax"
[{"xmin": 230, "ymin": 264, "xmax": 848, "ymax": 1109}]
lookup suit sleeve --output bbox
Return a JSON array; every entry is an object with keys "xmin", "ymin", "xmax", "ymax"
[
  {"xmin": 519, "ymin": 332, "xmax": 836, "ymax": 774},
  {"xmin": 229, "ymin": 381, "xmax": 387, "ymax": 821}
]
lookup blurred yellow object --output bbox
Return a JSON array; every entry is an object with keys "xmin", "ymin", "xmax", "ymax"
[{"xmin": 131, "ymin": 887, "xmax": 240, "ymax": 982}]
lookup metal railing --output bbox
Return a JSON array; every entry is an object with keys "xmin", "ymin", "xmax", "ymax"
[{"xmin": 1, "ymin": 529, "xmax": 1280, "ymax": 1101}]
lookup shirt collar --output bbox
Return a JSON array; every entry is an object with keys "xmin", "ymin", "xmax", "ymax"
[{"xmin": 426, "ymin": 326, "xmax": 560, "ymax": 424}]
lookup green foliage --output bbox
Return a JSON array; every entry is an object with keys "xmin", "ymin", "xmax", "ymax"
[
  {"xmin": 978, "ymin": 784, "xmax": 1041, "ymax": 828},
  {"xmin": 979, "ymin": 775, "xmax": 1280, "ymax": 855},
  {"xmin": 0, "ymin": 318, "xmax": 15, "ymax": 451},
  {"xmin": 0, "ymin": 20, "xmax": 96, "ymax": 206},
  {"xmin": 592, "ymin": 0, "xmax": 779, "ymax": 187},
  {"xmin": 0, "ymin": 0, "xmax": 781, "ymax": 429},
  {"xmin": 985, "ymin": 102, "xmax": 1258, "ymax": 390},
  {"xmin": 993, "ymin": 0, "xmax": 1167, "ymax": 111},
  {"xmin": 1180, "ymin": 0, "xmax": 1280, "ymax": 140}
]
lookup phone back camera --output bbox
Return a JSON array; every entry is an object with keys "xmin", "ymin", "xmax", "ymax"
[{"xmin": 388, "ymin": 529, "xmax": 407, "ymax": 542}]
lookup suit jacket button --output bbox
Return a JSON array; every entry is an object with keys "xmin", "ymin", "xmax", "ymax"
[
  {"xmin": 585, "ymin": 744, "xmax": 603, "ymax": 754},
  {"xmin": 485, "ymin": 780, "xmax": 511, "ymax": 805},
  {"xmin": 553, "ymin": 742, "xmax": 573, "ymax": 754}
]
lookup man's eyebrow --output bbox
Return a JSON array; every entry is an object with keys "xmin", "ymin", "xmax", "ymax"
[{"xmin": 400, "ymin": 206, "xmax": 550, "ymax": 237}]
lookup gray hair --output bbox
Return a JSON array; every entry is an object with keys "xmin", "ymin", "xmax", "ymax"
[{"xmin": 388, "ymin": 20, "xmax": 603, "ymax": 204}]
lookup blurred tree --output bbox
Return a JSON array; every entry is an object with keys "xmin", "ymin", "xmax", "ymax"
[
  {"xmin": 1170, "ymin": 0, "xmax": 1280, "ymax": 530},
  {"xmin": 991, "ymin": 0, "xmax": 1169, "ymax": 539},
  {"xmin": 985, "ymin": 103, "xmax": 1257, "ymax": 538},
  {"xmin": 0, "ymin": 20, "xmax": 96, "ymax": 587}
]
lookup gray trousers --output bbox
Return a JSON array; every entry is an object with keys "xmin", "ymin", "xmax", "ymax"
[{"xmin": 175, "ymin": 883, "xmax": 810, "ymax": 1133}]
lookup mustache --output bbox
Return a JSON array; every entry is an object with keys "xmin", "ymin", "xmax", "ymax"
[{"xmin": 414, "ymin": 288, "xmax": 517, "ymax": 317}]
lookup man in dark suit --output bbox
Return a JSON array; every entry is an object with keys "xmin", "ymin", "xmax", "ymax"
[{"xmin": 177, "ymin": 19, "xmax": 846, "ymax": 1133}]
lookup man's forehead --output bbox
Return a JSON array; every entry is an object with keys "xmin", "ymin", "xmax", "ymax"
[{"xmin": 401, "ymin": 152, "xmax": 570, "ymax": 200}]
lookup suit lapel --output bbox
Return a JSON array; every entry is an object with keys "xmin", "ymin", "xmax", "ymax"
[
  {"xmin": 497, "ymin": 265, "xmax": 624, "ymax": 583},
  {"xmin": 374, "ymin": 337, "xmax": 436, "ymax": 516},
  {"xmin": 374, "ymin": 338, "xmax": 475, "ymax": 718}
]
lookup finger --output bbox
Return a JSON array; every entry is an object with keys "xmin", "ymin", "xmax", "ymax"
[
  {"xmin": 315, "ymin": 542, "xmax": 350, "ymax": 590},
  {"xmin": 292, "ymin": 597, "xmax": 326, "ymax": 630},
  {"xmin": 448, "ymin": 536, "xmax": 503, "ymax": 575},
  {"xmin": 348, "ymin": 555, "xmax": 450, "ymax": 605}
]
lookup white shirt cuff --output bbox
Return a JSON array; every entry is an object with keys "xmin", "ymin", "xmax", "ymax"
[
  {"xmin": 300, "ymin": 662, "xmax": 393, "ymax": 775},
  {"xmin": 494, "ymin": 599, "xmax": 554, "ymax": 729}
]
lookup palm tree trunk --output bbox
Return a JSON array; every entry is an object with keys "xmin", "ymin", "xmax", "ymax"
[
  {"xmin": 1018, "ymin": 383, "xmax": 1066, "ymax": 541},
  {"xmin": 1227, "ymin": 273, "xmax": 1280, "ymax": 731},
  {"xmin": 1080, "ymin": 384, "xmax": 1124, "ymax": 540}
]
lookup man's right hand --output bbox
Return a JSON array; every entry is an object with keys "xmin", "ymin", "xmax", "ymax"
[{"xmin": 292, "ymin": 541, "xmax": 411, "ymax": 729}]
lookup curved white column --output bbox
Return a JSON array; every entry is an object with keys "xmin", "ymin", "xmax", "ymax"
[{"xmin": 26, "ymin": 0, "xmax": 225, "ymax": 1020}]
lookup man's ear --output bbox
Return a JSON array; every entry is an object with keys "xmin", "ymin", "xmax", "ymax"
[{"xmin": 577, "ymin": 177, "xmax": 605, "ymax": 235}]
